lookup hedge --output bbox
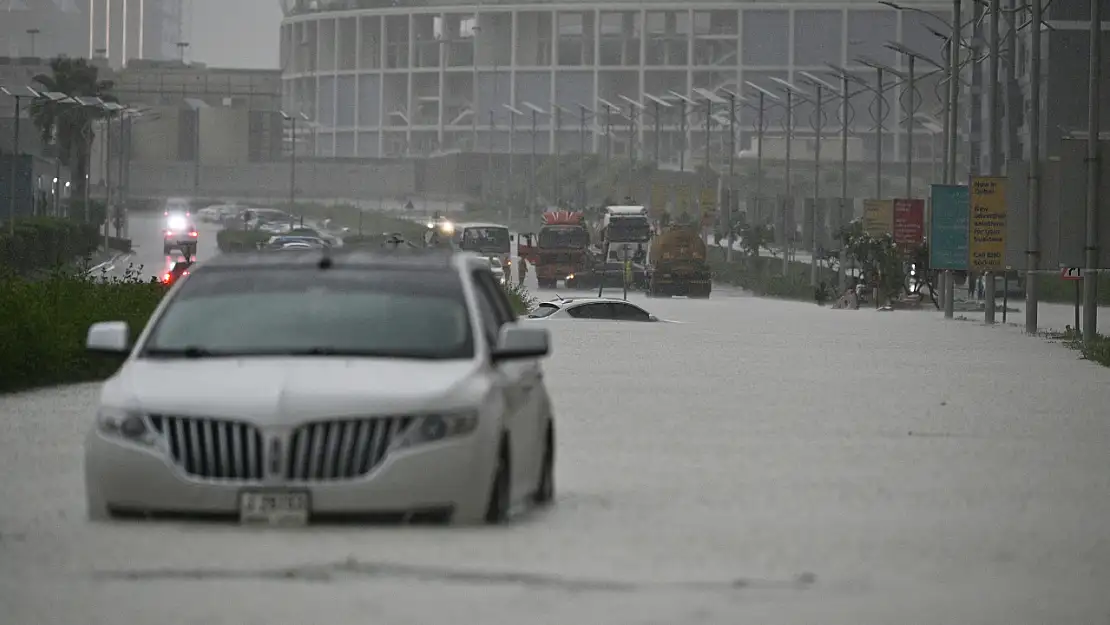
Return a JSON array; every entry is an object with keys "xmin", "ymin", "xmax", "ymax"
[
  {"xmin": 708, "ymin": 247, "xmax": 828, "ymax": 301},
  {"xmin": 0, "ymin": 217, "xmax": 101, "ymax": 275},
  {"xmin": 1037, "ymin": 273, "xmax": 1110, "ymax": 306},
  {"xmin": 0, "ymin": 270, "xmax": 536, "ymax": 394},
  {"xmin": 0, "ymin": 271, "xmax": 164, "ymax": 393}
]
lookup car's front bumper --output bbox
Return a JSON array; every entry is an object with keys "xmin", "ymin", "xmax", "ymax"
[{"xmin": 84, "ymin": 428, "xmax": 496, "ymax": 524}]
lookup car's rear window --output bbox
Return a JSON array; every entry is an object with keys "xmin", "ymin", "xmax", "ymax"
[
  {"xmin": 143, "ymin": 267, "xmax": 473, "ymax": 360},
  {"xmin": 527, "ymin": 303, "xmax": 560, "ymax": 319}
]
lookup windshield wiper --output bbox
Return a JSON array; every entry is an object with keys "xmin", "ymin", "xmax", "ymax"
[{"xmin": 143, "ymin": 346, "xmax": 217, "ymax": 359}]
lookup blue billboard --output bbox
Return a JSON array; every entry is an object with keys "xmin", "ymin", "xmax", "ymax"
[{"xmin": 929, "ymin": 184, "xmax": 970, "ymax": 271}]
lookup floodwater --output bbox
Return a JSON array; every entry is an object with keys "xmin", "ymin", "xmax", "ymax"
[{"xmin": 3, "ymin": 241, "xmax": 1109, "ymax": 624}]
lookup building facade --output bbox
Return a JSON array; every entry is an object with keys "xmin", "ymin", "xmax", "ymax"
[
  {"xmin": 280, "ymin": 0, "xmax": 952, "ymax": 167},
  {"xmin": 0, "ymin": 0, "xmax": 183, "ymax": 67}
]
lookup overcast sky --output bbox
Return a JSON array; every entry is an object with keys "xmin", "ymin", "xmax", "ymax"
[{"xmin": 186, "ymin": 0, "xmax": 283, "ymax": 69}]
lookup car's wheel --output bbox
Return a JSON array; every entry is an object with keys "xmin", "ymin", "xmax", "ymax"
[
  {"xmin": 532, "ymin": 424, "xmax": 555, "ymax": 506},
  {"xmin": 484, "ymin": 436, "xmax": 512, "ymax": 524}
]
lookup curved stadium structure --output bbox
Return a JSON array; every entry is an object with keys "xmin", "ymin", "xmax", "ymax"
[{"xmin": 280, "ymin": 0, "xmax": 952, "ymax": 165}]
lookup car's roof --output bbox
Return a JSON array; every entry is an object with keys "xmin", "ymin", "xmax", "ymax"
[
  {"xmin": 542, "ymin": 297, "xmax": 644, "ymax": 307},
  {"xmin": 199, "ymin": 247, "xmax": 487, "ymax": 272}
]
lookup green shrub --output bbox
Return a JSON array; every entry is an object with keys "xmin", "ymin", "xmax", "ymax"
[
  {"xmin": 216, "ymin": 229, "xmax": 271, "ymax": 252},
  {"xmin": 708, "ymin": 247, "xmax": 826, "ymax": 301},
  {"xmin": 0, "ymin": 269, "xmax": 164, "ymax": 393},
  {"xmin": 0, "ymin": 217, "xmax": 102, "ymax": 275},
  {"xmin": 1037, "ymin": 273, "xmax": 1110, "ymax": 306},
  {"xmin": 503, "ymin": 282, "xmax": 535, "ymax": 315}
]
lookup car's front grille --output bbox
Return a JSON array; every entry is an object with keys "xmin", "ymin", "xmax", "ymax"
[
  {"xmin": 150, "ymin": 415, "xmax": 265, "ymax": 481},
  {"xmin": 286, "ymin": 417, "xmax": 413, "ymax": 482}
]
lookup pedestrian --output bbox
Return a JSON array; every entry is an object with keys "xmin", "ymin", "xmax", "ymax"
[
  {"xmin": 967, "ymin": 271, "xmax": 975, "ymax": 299},
  {"xmin": 518, "ymin": 256, "xmax": 528, "ymax": 287}
]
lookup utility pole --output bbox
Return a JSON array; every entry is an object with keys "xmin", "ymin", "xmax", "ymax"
[
  {"xmin": 904, "ymin": 55, "xmax": 915, "ymax": 200},
  {"xmin": 944, "ymin": 0, "xmax": 962, "ymax": 320},
  {"xmin": 553, "ymin": 105, "xmax": 561, "ymax": 206},
  {"xmin": 1082, "ymin": 0, "xmax": 1102, "ymax": 345},
  {"xmin": 783, "ymin": 89, "xmax": 794, "ymax": 278},
  {"xmin": 812, "ymin": 83, "xmax": 823, "ymax": 288},
  {"xmin": 983, "ymin": 0, "xmax": 1001, "ymax": 324},
  {"xmin": 1025, "ymin": 0, "xmax": 1042, "ymax": 334},
  {"xmin": 579, "ymin": 104, "xmax": 587, "ymax": 209},
  {"xmin": 727, "ymin": 91, "xmax": 736, "ymax": 263}
]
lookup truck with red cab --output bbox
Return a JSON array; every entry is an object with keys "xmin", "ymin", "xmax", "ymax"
[{"xmin": 519, "ymin": 211, "xmax": 592, "ymax": 289}]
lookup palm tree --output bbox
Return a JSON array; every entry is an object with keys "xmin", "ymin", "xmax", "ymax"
[{"xmin": 29, "ymin": 57, "xmax": 116, "ymax": 209}]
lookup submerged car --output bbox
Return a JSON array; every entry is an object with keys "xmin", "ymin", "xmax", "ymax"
[
  {"xmin": 84, "ymin": 249, "xmax": 555, "ymax": 526},
  {"xmin": 526, "ymin": 297, "xmax": 659, "ymax": 322}
]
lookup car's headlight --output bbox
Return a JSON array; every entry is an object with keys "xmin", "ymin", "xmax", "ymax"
[
  {"xmin": 393, "ymin": 410, "xmax": 479, "ymax": 449},
  {"xmin": 96, "ymin": 408, "xmax": 157, "ymax": 445}
]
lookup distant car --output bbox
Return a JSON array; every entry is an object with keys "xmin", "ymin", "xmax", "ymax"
[
  {"xmin": 267, "ymin": 235, "xmax": 329, "ymax": 249},
  {"xmin": 488, "ymin": 256, "xmax": 506, "ymax": 284},
  {"xmin": 163, "ymin": 214, "xmax": 198, "ymax": 256},
  {"xmin": 277, "ymin": 241, "xmax": 317, "ymax": 251},
  {"xmin": 83, "ymin": 249, "xmax": 556, "ymax": 526},
  {"xmin": 526, "ymin": 297, "xmax": 659, "ymax": 322}
]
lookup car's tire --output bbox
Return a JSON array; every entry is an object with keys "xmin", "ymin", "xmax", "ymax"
[
  {"xmin": 532, "ymin": 424, "xmax": 555, "ymax": 506},
  {"xmin": 484, "ymin": 436, "xmax": 512, "ymax": 525}
]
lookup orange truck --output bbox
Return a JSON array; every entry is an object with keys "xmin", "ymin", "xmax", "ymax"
[{"xmin": 519, "ymin": 211, "xmax": 592, "ymax": 289}]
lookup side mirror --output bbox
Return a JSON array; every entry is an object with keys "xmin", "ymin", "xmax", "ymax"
[
  {"xmin": 87, "ymin": 321, "xmax": 131, "ymax": 354},
  {"xmin": 491, "ymin": 326, "xmax": 550, "ymax": 362}
]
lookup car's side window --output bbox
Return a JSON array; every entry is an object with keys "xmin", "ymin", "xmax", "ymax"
[
  {"xmin": 566, "ymin": 303, "xmax": 610, "ymax": 319},
  {"xmin": 611, "ymin": 303, "xmax": 650, "ymax": 321},
  {"xmin": 469, "ymin": 273, "xmax": 501, "ymax": 346},
  {"xmin": 474, "ymin": 270, "xmax": 517, "ymax": 323}
]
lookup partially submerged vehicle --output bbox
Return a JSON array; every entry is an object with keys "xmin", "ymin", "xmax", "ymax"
[{"xmin": 646, "ymin": 225, "xmax": 711, "ymax": 298}]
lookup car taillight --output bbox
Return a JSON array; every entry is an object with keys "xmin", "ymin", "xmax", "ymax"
[
  {"xmin": 164, "ymin": 230, "xmax": 173, "ymax": 238},
  {"xmin": 189, "ymin": 231, "xmax": 198, "ymax": 237},
  {"xmin": 162, "ymin": 273, "xmax": 172, "ymax": 283}
]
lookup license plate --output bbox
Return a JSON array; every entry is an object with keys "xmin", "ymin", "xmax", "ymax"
[{"xmin": 239, "ymin": 491, "xmax": 310, "ymax": 526}]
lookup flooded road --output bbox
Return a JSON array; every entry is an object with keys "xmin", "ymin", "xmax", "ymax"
[{"xmin": 2, "ymin": 280, "xmax": 1109, "ymax": 624}]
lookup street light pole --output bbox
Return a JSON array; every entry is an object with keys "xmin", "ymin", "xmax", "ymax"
[
  {"xmin": 904, "ymin": 55, "xmax": 916, "ymax": 199},
  {"xmin": 946, "ymin": 0, "xmax": 962, "ymax": 319},
  {"xmin": 1082, "ymin": 0, "xmax": 1102, "ymax": 345},
  {"xmin": 812, "ymin": 83, "xmax": 824, "ymax": 287},
  {"xmin": 983, "ymin": 0, "xmax": 1001, "ymax": 324},
  {"xmin": 727, "ymin": 91, "xmax": 736, "ymax": 262},
  {"xmin": 1025, "ymin": 0, "xmax": 1042, "ymax": 334},
  {"xmin": 553, "ymin": 104, "xmax": 562, "ymax": 206},
  {"xmin": 579, "ymin": 104, "xmax": 588, "ymax": 209}
]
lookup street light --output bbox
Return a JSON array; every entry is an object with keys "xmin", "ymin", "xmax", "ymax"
[
  {"xmin": 597, "ymin": 98, "xmax": 620, "ymax": 188},
  {"xmin": 1, "ymin": 86, "xmax": 41, "ymax": 235},
  {"xmin": 502, "ymin": 104, "xmax": 524, "ymax": 225},
  {"xmin": 642, "ymin": 93, "xmax": 672, "ymax": 167},
  {"xmin": 279, "ymin": 110, "xmax": 310, "ymax": 213},
  {"xmin": 521, "ymin": 101, "xmax": 547, "ymax": 217},
  {"xmin": 618, "ymin": 95, "xmax": 644, "ymax": 196},
  {"xmin": 744, "ymin": 82, "xmax": 781, "ymax": 231},
  {"xmin": 550, "ymin": 102, "xmax": 570, "ymax": 207},
  {"xmin": 855, "ymin": 56, "xmax": 902, "ymax": 199},
  {"xmin": 768, "ymin": 77, "xmax": 810, "ymax": 278},
  {"xmin": 886, "ymin": 41, "xmax": 944, "ymax": 200},
  {"xmin": 813, "ymin": 67, "xmax": 859, "ymax": 293},
  {"xmin": 668, "ymin": 91, "xmax": 697, "ymax": 172},
  {"xmin": 716, "ymin": 88, "xmax": 745, "ymax": 262}
]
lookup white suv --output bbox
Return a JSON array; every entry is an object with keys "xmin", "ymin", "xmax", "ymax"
[{"xmin": 84, "ymin": 249, "xmax": 556, "ymax": 526}]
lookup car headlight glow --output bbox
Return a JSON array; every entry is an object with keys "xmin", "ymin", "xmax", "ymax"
[
  {"xmin": 96, "ymin": 409, "xmax": 156, "ymax": 445},
  {"xmin": 394, "ymin": 410, "xmax": 478, "ymax": 449}
]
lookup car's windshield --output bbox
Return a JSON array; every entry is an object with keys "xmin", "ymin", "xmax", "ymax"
[
  {"xmin": 538, "ymin": 225, "xmax": 590, "ymax": 248},
  {"xmin": 142, "ymin": 267, "xmax": 473, "ymax": 359},
  {"xmin": 527, "ymin": 303, "xmax": 561, "ymax": 318},
  {"xmin": 457, "ymin": 226, "xmax": 510, "ymax": 253}
]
